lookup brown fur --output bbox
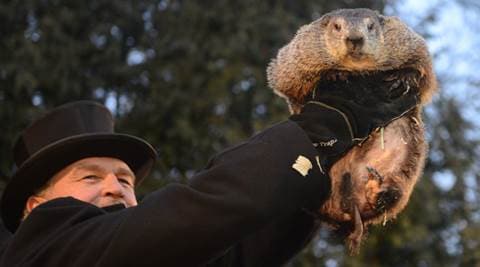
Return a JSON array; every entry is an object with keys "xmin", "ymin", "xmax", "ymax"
[{"xmin": 267, "ymin": 8, "xmax": 437, "ymax": 253}]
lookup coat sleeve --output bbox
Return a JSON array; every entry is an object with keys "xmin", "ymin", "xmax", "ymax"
[
  {"xmin": 237, "ymin": 210, "xmax": 319, "ymax": 267},
  {"xmin": 206, "ymin": 209, "xmax": 319, "ymax": 267},
  {"xmin": 100, "ymin": 120, "xmax": 331, "ymax": 266},
  {"xmin": 7, "ymin": 120, "xmax": 331, "ymax": 267},
  {"xmin": 0, "ymin": 218, "xmax": 12, "ymax": 258}
]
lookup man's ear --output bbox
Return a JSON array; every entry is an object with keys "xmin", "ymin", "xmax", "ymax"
[{"xmin": 25, "ymin": 195, "xmax": 47, "ymax": 214}]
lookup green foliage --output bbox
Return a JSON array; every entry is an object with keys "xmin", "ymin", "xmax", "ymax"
[{"xmin": 2, "ymin": 0, "xmax": 480, "ymax": 266}]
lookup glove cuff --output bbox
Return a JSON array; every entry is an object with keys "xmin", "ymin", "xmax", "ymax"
[{"xmin": 306, "ymin": 101, "xmax": 365, "ymax": 143}]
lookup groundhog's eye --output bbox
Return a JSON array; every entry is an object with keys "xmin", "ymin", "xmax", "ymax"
[
  {"xmin": 333, "ymin": 23, "xmax": 342, "ymax": 31},
  {"xmin": 367, "ymin": 23, "xmax": 375, "ymax": 31}
]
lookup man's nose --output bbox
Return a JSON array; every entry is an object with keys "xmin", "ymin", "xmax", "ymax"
[{"xmin": 102, "ymin": 174, "xmax": 124, "ymax": 197}]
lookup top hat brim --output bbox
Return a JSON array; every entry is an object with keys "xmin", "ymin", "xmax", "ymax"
[{"xmin": 1, "ymin": 132, "xmax": 157, "ymax": 232}]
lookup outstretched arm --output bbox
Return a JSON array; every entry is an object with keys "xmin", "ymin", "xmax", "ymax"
[
  {"xmin": 3, "ymin": 89, "xmax": 417, "ymax": 266},
  {"xmin": 3, "ymin": 121, "xmax": 329, "ymax": 267}
]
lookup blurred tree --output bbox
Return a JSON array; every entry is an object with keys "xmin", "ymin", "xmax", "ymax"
[{"xmin": 1, "ymin": 0, "xmax": 480, "ymax": 266}]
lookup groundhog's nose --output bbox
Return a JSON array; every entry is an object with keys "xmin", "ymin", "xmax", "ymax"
[{"xmin": 346, "ymin": 36, "xmax": 364, "ymax": 51}]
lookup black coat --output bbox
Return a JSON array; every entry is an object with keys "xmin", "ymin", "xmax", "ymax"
[{"xmin": 0, "ymin": 121, "xmax": 331, "ymax": 267}]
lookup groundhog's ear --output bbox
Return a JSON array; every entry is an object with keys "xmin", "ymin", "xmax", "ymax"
[
  {"xmin": 319, "ymin": 13, "xmax": 332, "ymax": 27},
  {"xmin": 374, "ymin": 10, "xmax": 386, "ymax": 25},
  {"xmin": 378, "ymin": 15, "xmax": 386, "ymax": 26}
]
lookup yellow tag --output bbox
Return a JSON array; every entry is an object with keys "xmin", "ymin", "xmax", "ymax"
[{"xmin": 292, "ymin": 155, "xmax": 312, "ymax": 177}]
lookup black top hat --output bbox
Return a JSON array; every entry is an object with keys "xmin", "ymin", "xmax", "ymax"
[{"xmin": 0, "ymin": 101, "xmax": 157, "ymax": 232}]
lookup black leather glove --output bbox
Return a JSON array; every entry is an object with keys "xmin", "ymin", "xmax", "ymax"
[{"xmin": 290, "ymin": 89, "xmax": 418, "ymax": 169}]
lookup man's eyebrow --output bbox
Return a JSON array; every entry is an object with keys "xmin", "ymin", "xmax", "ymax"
[{"xmin": 73, "ymin": 163, "xmax": 105, "ymax": 174}]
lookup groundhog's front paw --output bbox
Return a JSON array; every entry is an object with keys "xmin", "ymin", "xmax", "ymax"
[
  {"xmin": 384, "ymin": 69, "xmax": 420, "ymax": 99},
  {"xmin": 385, "ymin": 78, "xmax": 410, "ymax": 99}
]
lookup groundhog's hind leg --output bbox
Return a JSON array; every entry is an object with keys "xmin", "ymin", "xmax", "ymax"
[
  {"xmin": 364, "ymin": 167, "xmax": 404, "ymax": 217},
  {"xmin": 321, "ymin": 114, "xmax": 425, "ymax": 225},
  {"xmin": 366, "ymin": 166, "xmax": 383, "ymax": 183}
]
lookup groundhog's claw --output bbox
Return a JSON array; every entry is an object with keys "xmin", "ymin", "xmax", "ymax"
[
  {"xmin": 375, "ymin": 188, "xmax": 402, "ymax": 213},
  {"xmin": 387, "ymin": 79, "xmax": 406, "ymax": 99},
  {"xmin": 366, "ymin": 166, "xmax": 384, "ymax": 184}
]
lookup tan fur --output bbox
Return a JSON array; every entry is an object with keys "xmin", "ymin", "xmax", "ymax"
[
  {"xmin": 267, "ymin": 9, "xmax": 437, "ymax": 113},
  {"xmin": 267, "ymin": 8, "xmax": 438, "ymax": 252}
]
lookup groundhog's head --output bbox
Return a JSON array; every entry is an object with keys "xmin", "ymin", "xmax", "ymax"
[
  {"xmin": 267, "ymin": 8, "xmax": 436, "ymax": 114},
  {"xmin": 317, "ymin": 8, "xmax": 386, "ymax": 70}
]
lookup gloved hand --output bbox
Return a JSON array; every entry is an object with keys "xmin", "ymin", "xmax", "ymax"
[{"xmin": 290, "ymin": 89, "xmax": 418, "ymax": 169}]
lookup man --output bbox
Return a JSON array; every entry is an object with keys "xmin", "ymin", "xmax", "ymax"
[{"xmin": 0, "ymin": 90, "xmax": 416, "ymax": 266}]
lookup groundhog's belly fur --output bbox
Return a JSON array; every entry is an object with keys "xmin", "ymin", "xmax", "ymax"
[
  {"xmin": 320, "ymin": 109, "xmax": 426, "ymax": 226},
  {"xmin": 310, "ymin": 69, "xmax": 427, "ymax": 233}
]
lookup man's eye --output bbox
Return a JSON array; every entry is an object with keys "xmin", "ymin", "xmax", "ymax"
[
  {"xmin": 118, "ymin": 178, "xmax": 132, "ymax": 187},
  {"xmin": 82, "ymin": 175, "xmax": 99, "ymax": 181}
]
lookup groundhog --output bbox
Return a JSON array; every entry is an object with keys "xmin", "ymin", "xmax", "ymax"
[{"xmin": 267, "ymin": 8, "xmax": 437, "ymax": 253}]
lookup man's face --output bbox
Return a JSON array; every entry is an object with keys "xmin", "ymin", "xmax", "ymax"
[{"xmin": 26, "ymin": 157, "xmax": 137, "ymax": 213}]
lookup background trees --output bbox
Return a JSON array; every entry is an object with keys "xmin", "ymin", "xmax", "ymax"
[{"xmin": 1, "ymin": 0, "xmax": 479, "ymax": 265}]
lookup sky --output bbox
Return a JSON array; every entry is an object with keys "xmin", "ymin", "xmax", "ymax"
[{"xmin": 390, "ymin": 0, "xmax": 480, "ymax": 192}]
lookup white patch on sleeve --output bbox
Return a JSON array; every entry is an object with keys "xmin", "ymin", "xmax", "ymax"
[
  {"xmin": 292, "ymin": 155, "xmax": 313, "ymax": 177},
  {"xmin": 315, "ymin": 156, "xmax": 325, "ymax": 174}
]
